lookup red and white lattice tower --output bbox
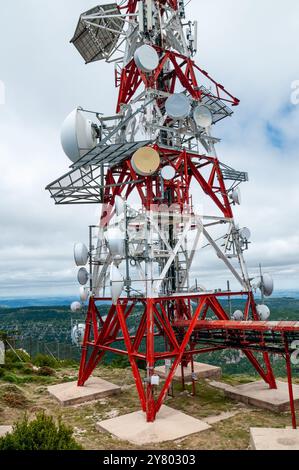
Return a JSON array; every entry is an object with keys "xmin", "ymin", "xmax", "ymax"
[{"xmin": 47, "ymin": 1, "xmax": 299, "ymax": 426}]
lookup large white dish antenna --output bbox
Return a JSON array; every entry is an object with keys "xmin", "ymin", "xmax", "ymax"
[
  {"xmin": 232, "ymin": 310, "xmax": 244, "ymax": 321},
  {"xmin": 161, "ymin": 166, "xmax": 176, "ymax": 181},
  {"xmin": 193, "ymin": 105, "xmax": 213, "ymax": 128},
  {"xmin": 74, "ymin": 242, "xmax": 89, "ymax": 266},
  {"xmin": 77, "ymin": 267, "xmax": 89, "ymax": 286},
  {"xmin": 131, "ymin": 147, "xmax": 160, "ymax": 176},
  {"xmin": 165, "ymin": 93, "xmax": 191, "ymax": 120},
  {"xmin": 261, "ymin": 273, "xmax": 274, "ymax": 297},
  {"xmin": 79, "ymin": 286, "xmax": 89, "ymax": 302},
  {"xmin": 105, "ymin": 227, "xmax": 126, "ymax": 258},
  {"xmin": 71, "ymin": 301, "xmax": 82, "ymax": 313},
  {"xmin": 257, "ymin": 304, "xmax": 271, "ymax": 321},
  {"xmin": 231, "ymin": 187, "xmax": 241, "ymax": 205},
  {"xmin": 134, "ymin": 45, "xmax": 159, "ymax": 73},
  {"xmin": 61, "ymin": 108, "xmax": 97, "ymax": 163},
  {"xmin": 110, "ymin": 264, "xmax": 124, "ymax": 305},
  {"xmin": 239, "ymin": 227, "xmax": 251, "ymax": 241}
]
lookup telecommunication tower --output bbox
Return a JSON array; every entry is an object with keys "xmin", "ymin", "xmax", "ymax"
[{"xmin": 47, "ymin": 1, "xmax": 299, "ymax": 426}]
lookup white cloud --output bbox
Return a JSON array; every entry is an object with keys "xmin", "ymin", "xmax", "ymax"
[{"xmin": 0, "ymin": 0, "xmax": 298, "ymax": 297}]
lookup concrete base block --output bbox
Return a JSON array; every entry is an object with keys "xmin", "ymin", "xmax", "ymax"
[
  {"xmin": 250, "ymin": 427, "xmax": 299, "ymax": 450},
  {"xmin": 96, "ymin": 405, "xmax": 211, "ymax": 445},
  {"xmin": 48, "ymin": 377, "xmax": 121, "ymax": 407},
  {"xmin": 209, "ymin": 380, "xmax": 299, "ymax": 412},
  {"xmin": 155, "ymin": 362, "xmax": 222, "ymax": 382},
  {"xmin": 0, "ymin": 426, "xmax": 13, "ymax": 437}
]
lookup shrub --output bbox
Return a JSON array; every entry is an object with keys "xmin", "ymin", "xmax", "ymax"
[
  {"xmin": 109, "ymin": 356, "xmax": 130, "ymax": 369},
  {"xmin": 0, "ymin": 412, "xmax": 82, "ymax": 450},
  {"xmin": 5, "ymin": 349, "xmax": 31, "ymax": 364},
  {"xmin": 0, "ymin": 384, "xmax": 29, "ymax": 409},
  {"xmin": 33, "ymin": 354, "xmax": 58, "ymax": 369},
  {"xmin": 36, "ymin": 366, "xmax": 56, "ymax": 377}
]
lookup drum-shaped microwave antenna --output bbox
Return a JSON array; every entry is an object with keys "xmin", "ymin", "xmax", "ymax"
[
  {"xmin": 134, "ymin": 45, "xmax": 159, "ymax": 73},
  {"xmin": 161, "ymin": 166, "xmax": 176, "ymax": 181},
  {"xmin": 232, "ymin": 310, "xmax": 244, "ymax": 321},
  {"xmin": 79, "ymin": 286, "xmax": 89, "ymax": 302},
  {"xmin": 74, "ymin": 242, "xmax": 89, "ymax": 266},
  {"xmin": 261, "ymin": 273, "xmax": 274, "ymax": 297},
  {"xmin": 77, "ymin": 267, "xmax": 89, "ymax": 286},
  {"xmin": 193, "ymin": 105, "xmax": 213, "ymax": 128},
  {"xmin": 71, "ymin": 323, "xmax": 85, "ymax": 346},
  {"xmin": 71, "ymin": 301, "xmax": 82, "ymax": 313},
  {"xmin": 239, "ymin": 227, "xmax": 251, "ymax": 241},
  {"xmin": 105, "ymin": 227, "xmax": 126, "ymax": 258},
  {"xmin": 231, "ymin": 187, "xmax": 241, "ymax": 205},
  {"xmin": 165, "ymin": 93, "xmax": 191, "ymax": 120},
  {"xmin": 131, "ymin": 147, "xmax": 160, "ymax": 176},
  {"xmin": 61, "ymin": 108, "xmax": 97, "ymax": 163},
  {"xmin": 110, "ymin": 264, "xmax": 124, "ymax": 305},
  {"xmin": 257, "ymin": 304, "xmax": 271, "ymax": 321}
]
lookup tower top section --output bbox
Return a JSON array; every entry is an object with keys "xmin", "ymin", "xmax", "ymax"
[{"xmin": 71, "ymin": 1, "xmax": 197, "ymax": 66}]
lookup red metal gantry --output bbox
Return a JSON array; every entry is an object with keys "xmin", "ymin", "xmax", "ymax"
[{"xmin": 47, "ymin": 0, "xmax": 299, "ymax": 427}]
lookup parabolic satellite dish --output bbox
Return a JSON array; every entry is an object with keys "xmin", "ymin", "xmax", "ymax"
[
  {"xmin": 231, "ymin": 187, "xmax": 241, "ymax": 205},
  {"xmin": 161, "ymin": 166, "xmax": 176, "ymax": 181},
  {"xmin": 239, "ymin": 227, "xmax": 251, "ymax": 241},
  {"xmin": 71, "ymin": 323, "xmax": 85, "ymax": 346},
  {"xmin": 193, "ymin": 105, "xmax": 213, "ymax": 128},
  {"xmin": 232, "ymin": 310, "xmax": 244, "ymax": 321},
  {"xmin": 71, "ymin": 301, "xmax": 82, "ymax": 313},
  {"xmin": 110, "ymin": 264, "xmax": 124, "ymax": 305},
  {"xmin": 74, "ymin": 242, "xmax": 89, "ymax": 266},
  {"xmin": 105, "ymin": 227, "xmax": 126, "ymax": 258},
  {"xmin": 260, "ymin": 273, "xmax": 274, "ymax": 297},
  {"xmin": 257, "ymin": 304, "xmax": 271, "ymax": 321},
  {"xmin": 77, "ymin": 267, "xmax": 89, "ymax": 286},
  {"xmin": 61, "ymin": 108, "xmax": 97, "ymax": 163},
  {"xmin": 131, "ymin": 147, "xmax": 161, "ymax": 176},
  {"xmin": 134, "ymin": 45, "xmax": 159, "ymax": 73},
  {"xmin": 165, "ymin": 93, "xmax": 191, "ymax": 120}
]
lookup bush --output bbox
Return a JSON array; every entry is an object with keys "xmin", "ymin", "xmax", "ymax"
[
  {"xmin": 0, "ymin": 384, "xmax": 29, "ymax": 409},
  {"xmin": 33, "ymin": 354, "xmax": 58, "ymax": 369},
  {"xmin": 109, "ymin": 356, "xmax": 130, "ymax": 369},
  {"xmin": 36, "ymin": 366, "xmax": 56, "ymax": 377},
  {"xmin": 0, "ymin": 412, "xmax": 82, "ymax": 450},
  {"xmin": 5, "ymin": 349, "xmax": 31, "ymax": 364}
]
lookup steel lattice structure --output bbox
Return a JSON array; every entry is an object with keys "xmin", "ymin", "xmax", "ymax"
[{"xmin": 47, "ymin": 0, "xmax": 299, "ymax": 427}]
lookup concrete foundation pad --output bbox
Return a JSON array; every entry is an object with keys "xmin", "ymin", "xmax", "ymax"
[
  {"xmin": 48, "ymin": 378, "xmax": 121, "ymax": 407},
  {"xmin": 209, "ymin": 380, "xmax": 299, "ymax": 412},
  {"xmin": 155, "ymin": 362, "xmax": 222, "ymax": 382},
  {"xmin": 96, "ymin": 405, "xmax": 211, "ymax": 445},
  {"xmin": 250, "ymin": 427, "xmax": 299, "ymax": 450},
  {"xmin": 0, "ymin": 426, "xmax": 13, "ymax": 437}
]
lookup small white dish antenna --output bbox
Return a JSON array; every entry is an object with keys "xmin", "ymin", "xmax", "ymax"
[
  {"xmin": 74, "ymin": 242, "xmax": 89, "ymax": 266},
  {"xmin": 134, "ymin": 44, "xmax": 159, "ymax": 73},
  {"xmin": 79, "ymin": 286, "xmax": 89, "ymax": 302},
  {"xmin": 232, "ymin": 310, "xmax": 244, "ymax": 321},
  {"xmin": 105, "ymin": 227, "xmax": 126, "ymax": 258},
  {"xmin": 193, "ymin": 105, "xmax": 213, "ymax": 128},
  {"xmin": 239, "ymin": 227, "xmax": 251, "ymax": 241},
  {"xmin": 61, "ymin": 108, "xmax": 97, "ymax": 163},
  {"xmin": 115, "ymin": 195, "xmax": 126, "ymax": 217},
  {"xmin": 71, "ymin": 323, "xmax": 85, "ymax": 346},
  {"xmin": 165, "ymin": 93, "xmax": 191, "ymax": 120},
  {"xmin": 161, "ymin": 166, "xmax": 176, "ymax": 181},
  {"xmin": 110, "ymin": 264, "xmax": 124, "ymax": 305},
  {"xmin": 70, "ymin": 301, "xmax": 82, "ymax": 313},
  {"xmin": 260, "ymin": 273, "xmax": 274, "ymax": 297},
  {"xmin": 77, "ymin": 267, "xmax": 89, "ymax": 286},
  {"xmin": 231, "ymin": 187, "xmax": 241, "ymax": 205},
  {"xmin": 257, "ymin": 304, "xmax": 271, "ymax": 321}
]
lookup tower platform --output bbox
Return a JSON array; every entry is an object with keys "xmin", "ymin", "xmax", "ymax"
[
  {"xmin": 154, "ymin": 362, "xmax": 222, "ymax": 382},
  {"xmin": 250, "ymin": 427, "xmax": 299, "ymax": 450},
  {"xmin": 96, "ymin": 405, "xmax": 211, "ymax": 445},
  {"xmin": 48, "ymin": 377, "xmax": 120, "ymax": 407},
  {"xmin": 209, "ymin": 380, "xmax": 299, "ymax": 412}
]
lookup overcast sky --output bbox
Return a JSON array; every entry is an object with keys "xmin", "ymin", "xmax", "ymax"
[{"xmin": 0, "ymin": 0, "xmax": 299, "ymax": 298}]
